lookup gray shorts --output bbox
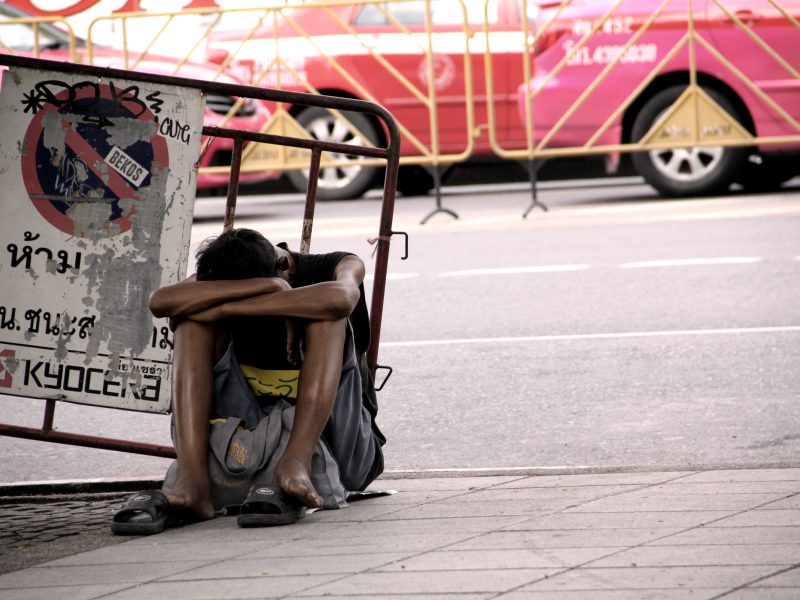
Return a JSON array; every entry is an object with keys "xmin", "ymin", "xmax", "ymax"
[{"xmin": 211, "ymin": 323, "xmax": 383, "ymax": 491}]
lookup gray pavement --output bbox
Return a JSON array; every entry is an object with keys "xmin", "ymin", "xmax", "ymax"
[{"xmin": 2, "ymin": 467, "xmax": 799, "ymax": 598}]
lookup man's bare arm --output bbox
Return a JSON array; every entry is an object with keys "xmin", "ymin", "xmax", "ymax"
[
  {"xmin": 149, "ymin": 276, "xmax": 290, "ymax": 319},
  {"xmin": 187, "ymin": 255, "xmax": 366, "ymax": 323}
]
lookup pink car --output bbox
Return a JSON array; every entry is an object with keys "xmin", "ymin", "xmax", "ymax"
[
  {"xmin": 521, "ymin": 0, "xmax": 800, "ymax": 196},
  {"xmin": 0, "ymin": 3, "xmax": 276, "ymax": 193}
]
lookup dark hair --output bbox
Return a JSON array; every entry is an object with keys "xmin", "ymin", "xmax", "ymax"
[{"xmin": 195, "ymin": 228, "xmax": 277, "ymax": 281}]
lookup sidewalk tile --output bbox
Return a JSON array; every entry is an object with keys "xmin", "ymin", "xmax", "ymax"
[
  {"xmin": 447, "ymin": 528, "xmax": 682, "ymax": 551},
  {"xmin": 299, "ymin": 596, "xmax": 493, "ymax": 600},
  {"xmin": 589, "ymin": 544, "xmax": 800, "ymax": 567},
  {"xmin": 491, "ymin": 472, "xmax": 693, "ymax": 489},
  {"xmin": 648, "ymin": 526, "xmax": 800, "ymax": 546},
  {"xmin": 677, "ymin": 469, "xmax": 800, "ymax": 483},
  {"xmin": 566, "ymin": 493, "xmax": 785, "ymax": 512},
  {"xmin": 294, "ymin": 568, "xmax": 553, "ymax": 596},
  {"xmin": 44, "ymin": 540, "xmax": 270, "ymax": 566},
  {"xmin": 750, "ymin": 565, "xmax": 800, "ymax": 587},
  {"xmin": 517, "ymin": 565, "xmax": 777, "ymax": 591},
  {"xmin": 758, "ymin": 496, "xmax": 800, "ymax": 510},
  {"xmin": 443, "ymin": 485, "xmax": 641, "ymax": 502},
  {"xmin": 501, "ymin": 590, "xmax": 728, "ymax": 599},
  {"xmin": 0, "ymin": 560, "xmax": 207, "ymax": 588},
  {"xmin": 376, "ymin": 548, "xmax": 619, "ymax": 571},
  {"xmin": 248, "ymin": 532, "xmax": 470, "ymax": 558},
  {"xmin": 499, "ymin": 510, "xmax": 730, "ymax": 531},
  {"xmin": 0, "ymin": 584, "xmax": 132, "ymax": 600},
  {"xmin": 298, "ymin": 515, "xmax": 532, "ymax": 536},
  {"xmin": 160, "ymin": 552, "xmax": 406, "ymax": 579},
  {"xmin": 351, "ymin": 490, "xmax": 468, "ymax": 504},
  {"xmin": 376, "ymin": 476, "xmax": 524, "ymax": 491},
  {"xmin": 99, "ymin": 574, "xmax": 342, "ymax": 600},
  {"xmin": 372, "ymin": 501, "xmax": 556, "ymax": 519},
  {"xmin": 645, "ymin": 482, "xmax": 800, "ymax": 495},
  {"xmin": 708, "ymin": 509, "xmax": 800, "ymax": 527},
  {"xmin": 123, "ymin": 516, "xmax": 347, "ymax": 545},
  {"xmin": 722, "ymin": 591, "xmax": 800, "ymax": 599}
]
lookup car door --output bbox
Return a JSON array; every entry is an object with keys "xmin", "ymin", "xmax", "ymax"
[
  {"xmin": 704, "ymin": 0, "xmax": 800, "ymax": 139},
  {"xmin": 351, "ymin": 0, "xmax": 475, "ymax": 156}
]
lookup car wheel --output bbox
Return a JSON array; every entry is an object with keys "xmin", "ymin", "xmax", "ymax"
[
  {"xmin": 736, "ymin": 154, "xmax": 798, "ymax": 192},
  {"xmin": 286, "ymin": 107, "xmax": 380, "ymax": 200},
  {"xmin": 631, "ymin": 85, "xmax": 748, "ymax": 197}
]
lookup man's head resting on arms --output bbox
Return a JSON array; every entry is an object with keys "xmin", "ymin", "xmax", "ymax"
[{"xmin": 195, "ymin": 228, "xmax": 291, "ymax": 282}]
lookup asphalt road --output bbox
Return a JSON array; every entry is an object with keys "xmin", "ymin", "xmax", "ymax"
[{"xmin": 2, "ymin": 176, "xmax": 799, "ymax": 483}]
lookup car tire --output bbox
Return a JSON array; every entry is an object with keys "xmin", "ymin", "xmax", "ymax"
[
  {"xmin": 631, "ymin": 85, "xmax": 748, "ymax": 197},
  {"xmin": 396, "ymin": 165, "xmax": 435, "ymax": 196},
  {"xmin": 286, "ymin": 107, "xmax": 380, "ymax": 200},
  {"xmin": 736, "ymin": 154, "xmax": 798, "ymax": 192}
]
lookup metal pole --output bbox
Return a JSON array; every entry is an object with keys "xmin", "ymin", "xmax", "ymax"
[
  {"xmin": 301, "ymin": 147, "xmax": 322, "ymax": 255},
  {"xmin": 523, "ymin": 158, "xmax": 549, "ymax": 218},
  {"xmin": 0, "ymin": 424, "xmax": 176, "ymax": 458},
  {"xmin": 420, "ymin": 165, "xmax": 459, "ymax": 225},
  {"xmin": 42, "ymin": 398, "xmax": 56, "ymax": 432},
  {"xmin": 223, "ymin": 137, "xmax": 244, "ymax": 231}
]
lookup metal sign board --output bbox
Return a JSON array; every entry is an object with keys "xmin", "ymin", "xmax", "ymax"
[{"xmin": 0, "ymin": 66, "xmax": 204, "ymax": 413}]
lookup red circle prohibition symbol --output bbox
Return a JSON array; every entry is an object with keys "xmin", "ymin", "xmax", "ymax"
[{"xmin": 21, "ymin": 83, "xmax": 169, "ymax": 237}]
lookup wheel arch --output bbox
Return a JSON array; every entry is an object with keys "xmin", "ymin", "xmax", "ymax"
[{"xmin": 620, "ymin": 71, "xmax": 756, "ymax": 144}]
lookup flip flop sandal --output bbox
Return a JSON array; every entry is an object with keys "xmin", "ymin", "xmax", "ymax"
[
  {"xmin": 237, "ymin": 485, "xmax": 302, "ymax": 527},
  {"xmin": 111, "ymin": 490, "xmax": 169, "ymax": 535}
]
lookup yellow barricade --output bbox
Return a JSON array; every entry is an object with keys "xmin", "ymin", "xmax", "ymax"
[{"xmin": 11, "ymin": 0, "xmax": 796, "ymax": 198}]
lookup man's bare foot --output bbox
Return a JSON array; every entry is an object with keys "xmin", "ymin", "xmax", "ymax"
[
  {"xmin": 163, "ymin": 474, "xmax": 215, "ymax": 521},
  {"xmin": 273, "ymin": 455, "xmax": 323, "ymax": 508}
]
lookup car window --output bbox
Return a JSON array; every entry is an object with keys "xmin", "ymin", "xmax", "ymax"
[{"xmin": 355, "ymin": 0, "xmax": 499, "ymax": 26}]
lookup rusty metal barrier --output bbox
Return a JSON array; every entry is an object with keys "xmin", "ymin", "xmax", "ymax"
[{"xmin": 0, "ymin": 53, "xmax": 402, "ymax": 458}]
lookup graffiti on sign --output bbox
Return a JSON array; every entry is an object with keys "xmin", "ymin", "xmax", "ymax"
[{"xmin": 19, "ymin": 79, "xmax": 169, "ymax": 238}]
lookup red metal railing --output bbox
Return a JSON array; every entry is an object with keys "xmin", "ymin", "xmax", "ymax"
[{"xmin": 0, "ymin": 54, "xmax": 402, "ymax": 458}]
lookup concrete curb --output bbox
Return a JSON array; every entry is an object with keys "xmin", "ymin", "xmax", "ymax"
[
  {"xmin": 382, "ymin": 461, "xmax": 800, "ymax": 478},
  {"xmin": 0, "ymin": 476, "xmax": 164, "ymax": 497},
  {"xmin": 3, "ymin": 461, "xmax": 800, "ymax": 495}
]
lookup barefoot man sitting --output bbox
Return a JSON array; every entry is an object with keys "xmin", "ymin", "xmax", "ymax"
[{"xmin": 111, "ymin": 228, "xmax": 385, "ymax": 533}]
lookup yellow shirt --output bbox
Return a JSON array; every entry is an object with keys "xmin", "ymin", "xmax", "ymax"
[{"xmin": 239, "ymin": 364, "xmax": 300, "ymax": 399}]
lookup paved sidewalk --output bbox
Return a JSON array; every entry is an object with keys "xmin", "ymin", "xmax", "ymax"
[{"xmin": 1, "ymin": 468, "xmax": 799, "ymax": 599}]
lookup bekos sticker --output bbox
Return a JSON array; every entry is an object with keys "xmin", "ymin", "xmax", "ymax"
[{"xmin": 105, "ymin": 145, "xmax": 149, "ymax": 187}]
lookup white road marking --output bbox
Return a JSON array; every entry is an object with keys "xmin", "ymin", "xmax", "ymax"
[
  {"xmin": 620, "ymin": 257, "xmax": 762, "ymax": 268},
  {"xmin": 365, "ymin": 273, "xmax": 419, "ymax": 280},
  {"xmin": 381, "ymin": 326, "xmax": 800, "ymax": 348},
  {"xmin": 440, "ymin": 264, "xmax": 590, "ymax": 277}
]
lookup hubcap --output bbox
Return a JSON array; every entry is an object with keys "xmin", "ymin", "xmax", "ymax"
[
  {"xmin": 649, "ymin": 145, "xmax": 724, "ymax": 183},
  {"xmin": 305, "ymin": 115, "xmax": 367, "ymax": 190}
]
